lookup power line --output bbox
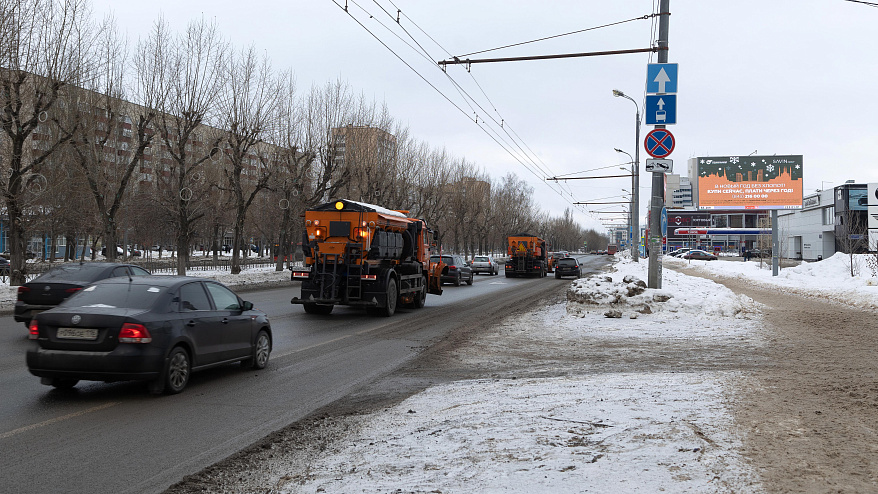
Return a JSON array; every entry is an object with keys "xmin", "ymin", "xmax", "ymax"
[
  {"xmin": 339, "ymin": 0, "xmax": 579, "ymax": 207},
  {"xmin": 456, "ymin": 14, "xmax": 660, "ymax": 58}
]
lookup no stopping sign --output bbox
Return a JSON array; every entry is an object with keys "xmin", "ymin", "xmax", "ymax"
[{"xmin": 644, "ymin": 129, "xmax": 675, "ymax": 158}]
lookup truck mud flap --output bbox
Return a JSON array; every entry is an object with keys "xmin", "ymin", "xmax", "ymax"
[{"xmin": 428, "ymin": 262, "xmax": 445, "ymax": 296}]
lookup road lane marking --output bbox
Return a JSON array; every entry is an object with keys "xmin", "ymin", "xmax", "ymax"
[
  {"xmin": 272, "ymin": 323, "xmax": 399, "ymax": 360},
  {"xmin": 0, "ymin": 402, "xmax": 119, "ymax": 440}
]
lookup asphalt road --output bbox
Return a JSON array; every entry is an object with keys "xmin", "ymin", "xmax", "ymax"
[{"xmin": 0, "ymin": 254, "xmax": 610, "ymax": 494}]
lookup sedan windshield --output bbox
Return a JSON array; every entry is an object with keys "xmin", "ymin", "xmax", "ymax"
[{"xmin": 61, "ymin": 283, "xmax": 165, "ymax": 310}]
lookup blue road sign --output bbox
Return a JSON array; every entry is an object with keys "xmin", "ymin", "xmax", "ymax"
[
  {"xmin": 661, "ymin": 207, "xmax": 668, "ymax": 237},
  {"xmin": 645, "ymin": 94, "xmax": 677, "ymax": 125},
  {"xmin": 646, "ymin": 63, "xmax": 678, "ymax": 94}
]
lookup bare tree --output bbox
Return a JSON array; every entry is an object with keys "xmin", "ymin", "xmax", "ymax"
[
  {"xmin": 62, "ymin": 15, "xmax": 163, "ymax": 262},
  {"xmin": 151, "ymin": 17, "xmax": 227, "ymax": 275},
  {"xmin": 0, "ymin": 0, "xmax": 94, "ymax": 284},
  {"xmin": 216, "ymin": 46, "xmax": 281, "ymax": 274}
]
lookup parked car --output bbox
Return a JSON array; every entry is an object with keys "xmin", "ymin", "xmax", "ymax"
[
  {"xmin": 681, "ymin": 249, "xmax": 718, "ymax": 261},
  {"xmin": 554, "ymin": 257, "xmax": 582, "ymax": 278},
  {"xmin": 666, "ymin": 247, "xmax": 692, "ymax": 258},
  {"xmin": 26, "ymin": 276, "xmax": 272, "ymax": 394},
  {"xmin": 748, "ymin": 248, "xmax": 772, "ymax": 258},
  {"xmin": 0, "ymin": 257, "xmax": 10, "ymax": 275},
  {"xmin": 100, "ymin": 245, "xmax": 125, "ymax": 256},
  {"xmin": 429, "ymin": 254, "xmax": 474, "ymax": 286},
  {"xmin": 471, "ymin": 255, "xmax": 499, "ymax": 276},
  {"xmin": 14, "ymin": 262, "xmax": 152, "ymax": 327}
]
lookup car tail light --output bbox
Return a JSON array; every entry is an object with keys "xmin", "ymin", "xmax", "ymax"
[
  {"xmin": 65, "ymin": 287, "xmax": 83, "ymax": 294},
  {"xmin": 28, "ymin": 320, "xmax": 39, "ymax": 339},
  {"xmin": 119, "ymin": 323, "xmax": 152, "ymax": 343},
  {"xmin": 448, "ymin": 265, "xmax": 456, "ymax": 269},
  {"xmin": 17, "ymin": 286, "xmax": 30, "ymax": 301}
]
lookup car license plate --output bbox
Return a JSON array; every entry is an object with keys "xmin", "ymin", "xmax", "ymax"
[{"xmin": 56, "ymin": 327, "xmax": 98, "ymax": 340}]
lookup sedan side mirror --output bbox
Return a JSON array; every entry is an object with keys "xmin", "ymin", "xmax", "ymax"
[{"xmin": 242, "ymin": 300, "xmax": 254, "ymax": 311}]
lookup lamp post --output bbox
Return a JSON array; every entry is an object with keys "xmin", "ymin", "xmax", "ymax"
[
  {"xmin": 613, "ymin": 89, "xmax": 640, "ymax": 262},
  {"xmin": 615, "ymin": 148, "xmax": 636, "ymax": 260},
  {"xmin": 617, "ymin": 182, "xmax": 633, "ymax": 252}
]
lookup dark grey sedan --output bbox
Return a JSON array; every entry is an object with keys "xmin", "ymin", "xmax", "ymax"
[
  {"xmin": 14, "ymin": 262, "xmax": 151, "ymax": 327},
  {"xmin": 26, "ymin": 276, "xmax": 272, "ymax": 395}
]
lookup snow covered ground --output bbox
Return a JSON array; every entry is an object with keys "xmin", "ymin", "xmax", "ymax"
[
  {"xmin": 265, "ymin": 252, "xmax": 875, "ymax": 494},
  {"xmin": 10, "ymin": 253, "xmax": 877, "ymax": 492}
]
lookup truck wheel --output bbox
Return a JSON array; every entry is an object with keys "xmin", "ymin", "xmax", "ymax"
[
  {"xmin": 413, "ymin": 276, "xmax": 427, "ymax": 308},
  {"xmin": 380, "ymin": 278, "xmax": 398, "ymax": 317},
  {"xmin": 304, "ymin": 303, "xmax": 333, "ymax": 315}
]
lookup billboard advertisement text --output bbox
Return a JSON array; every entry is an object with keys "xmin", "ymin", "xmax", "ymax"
[{"xmin": 697, "ymin": 155, "xmax": 803, "ymax": 210}]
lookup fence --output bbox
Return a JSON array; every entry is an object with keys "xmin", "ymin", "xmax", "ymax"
[{"xmin": 0, "ymin": 257, "xmax": 304, "ymax": 284}]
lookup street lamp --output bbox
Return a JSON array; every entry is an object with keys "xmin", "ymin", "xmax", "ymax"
[
  {"xmin": 613, "ymin": 89, "xmax": 640, "ymax": 262},
  {"xmin": 615, "ymin": 148, "xmax": 636, "ymax": 260}
]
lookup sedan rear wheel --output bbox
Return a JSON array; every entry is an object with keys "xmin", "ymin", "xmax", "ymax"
[{"xmin": 164, "ymin": 347, "xmax": 190, "ymax": 394}]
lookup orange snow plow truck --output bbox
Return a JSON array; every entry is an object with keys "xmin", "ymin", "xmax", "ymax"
[
  {"xmin": 291, "ymin": 199, "xmax": 444, "ymax": 316},
  {"xmin": 505, "ymin": 233, "xmax": 548, "ymax": 278}
]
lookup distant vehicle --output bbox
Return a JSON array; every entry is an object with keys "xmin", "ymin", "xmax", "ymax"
[
  {"xmin": 26, "ymin": 276, "xmax": 271, "ymax": 394},
  {"xmin": 430, "ymin": 254, "xmax": 474, "ymax": 286},
  {"xmin": 667, "ymin": 247, "xmax": 692, "ymax": 258},
  {"xmin": 471, "ymin": 255, "xmax": 499, "ymax": 276},
  {"xmin": 0, "ymin": 257, "xmax": 9, "ymax": 275},
  {"xmin": 14, "ymin": 263, "xmax": 152, "ymax": 327},
  {"xmin": 554, "ymin": 257, "xmax": 582, "ymax": 279},
  {"xmin": 606, "ymin": 244, "xmax": 618, "ymax": 255},
  {"xmin": 505, "ymin": 234, "xmax": 548, "ymax": 278},
  {"xmin": 681, "ymin": 249, "xmax": 718, "ymax": 261},
  {"xmin": 749, "ymin": 248, "xmax": 772, "ymax": 258}
]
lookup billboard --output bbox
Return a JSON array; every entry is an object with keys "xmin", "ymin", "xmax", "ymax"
[{"xmin": 696, "ymin": 155, "xmax": 803, "ymax": 210}]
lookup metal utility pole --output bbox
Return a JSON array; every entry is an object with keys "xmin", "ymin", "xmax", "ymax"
[{"xmin": 648, "ymin": 0, "xmax": 670, "ymax": 289}]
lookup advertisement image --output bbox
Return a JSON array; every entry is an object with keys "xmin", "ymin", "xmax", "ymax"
[{"xmin": 697, "ymin": 155, "xmax": 803, "ymax": 210}]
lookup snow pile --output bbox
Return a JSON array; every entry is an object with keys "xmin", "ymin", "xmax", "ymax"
[
  {"xmin": 665, "ymin": 252, "xmax": 878, "ymax": 310},
  {"xmin": 567, "ymin": 256, "xmax": 753, "ymax": 319}
]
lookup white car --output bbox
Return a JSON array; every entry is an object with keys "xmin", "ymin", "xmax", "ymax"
[{"xmin": 470, "ymin": 255, "xmax": 499, "ymax": 276}]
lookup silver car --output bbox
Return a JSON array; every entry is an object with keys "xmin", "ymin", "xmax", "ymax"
[{"xmin": 471, "ymin": 255, "xmax": 499, "ymax": 276}]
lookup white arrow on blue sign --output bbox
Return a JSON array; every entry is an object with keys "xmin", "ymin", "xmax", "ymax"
[
  {"xmin": 646, "ymin": 63, "xmax": 678, "ymax": 94},
  {"xmin": 645, "ymin": 94, "xmax": 677, "ymax": 125}
]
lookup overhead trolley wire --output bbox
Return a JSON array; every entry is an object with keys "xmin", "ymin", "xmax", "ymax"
[
  {"xmin": 375, "ymin": 0, "xmax": 583, "ymax": 203},
  {"xmin": 455, "ymin": 14, "xmax": 661, "ymax": 58},
  {"xmin": 332, "ymin": 0, "xmax": 649, "ymax": 220}
]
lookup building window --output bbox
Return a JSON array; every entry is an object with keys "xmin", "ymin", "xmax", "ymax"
[{"xmin": 824, "ymin": 206, "xmax": 835, "ymax": 225}]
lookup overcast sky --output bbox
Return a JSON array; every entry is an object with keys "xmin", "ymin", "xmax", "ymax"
[{"xmin": 87, "ymin": 0, "xmax": 878, "ymax": 232}]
